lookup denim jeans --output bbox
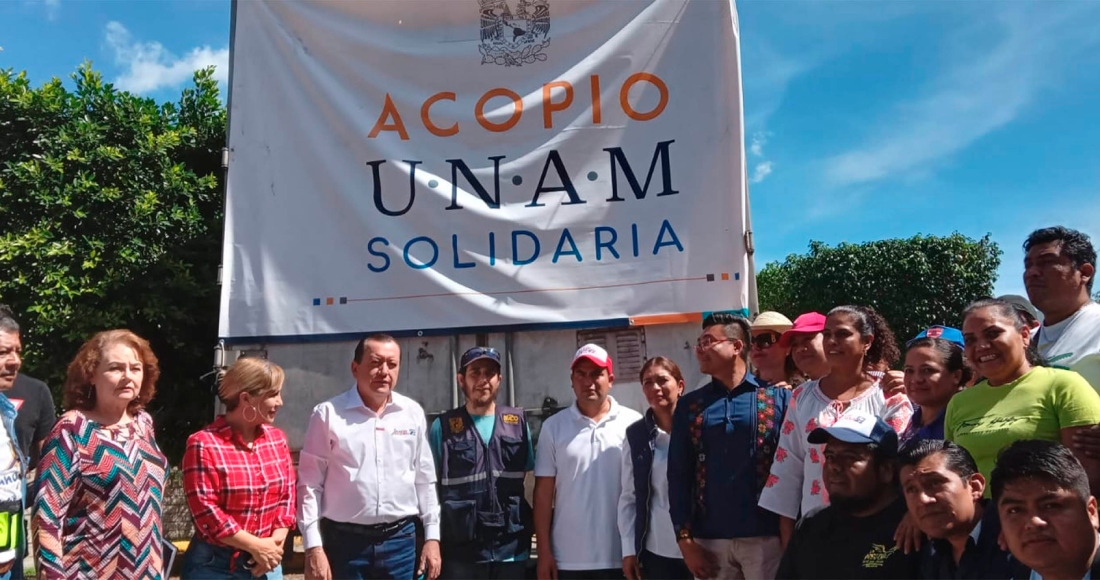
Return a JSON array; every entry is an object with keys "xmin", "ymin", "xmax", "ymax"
[
  {"xmin": 180, "ymin": 537, "xmax": 284, "ymax": 580},
  {"xmin": 320, "ymin": 519, "xmax": 417, "ymax": 580}
]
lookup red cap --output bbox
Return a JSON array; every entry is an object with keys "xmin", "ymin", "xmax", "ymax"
[
  {"xmin": 778, "ymin": 312, "xmax": 827, "ymax": 347},
  {"xmin": 572, "ymin": 344, "xmax": 613, "ymax": 375}
]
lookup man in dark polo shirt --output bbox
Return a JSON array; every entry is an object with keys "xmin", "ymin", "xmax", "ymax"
[
  {"xmin": 776, "ymin": 410, "xmax": 920, "ymax": 580},
  {"xmin": 899, "ymin": 439, "xmax": 1019, "ymax": 579}
]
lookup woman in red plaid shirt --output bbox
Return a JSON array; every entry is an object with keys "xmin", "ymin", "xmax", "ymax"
[{"xmin": 181, "ymin": 357, "xmax": 296, "ymax": 579}]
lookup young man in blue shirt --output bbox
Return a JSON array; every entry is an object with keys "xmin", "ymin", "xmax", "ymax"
[{"xmin": 669, "ymin": 313, "xmax": 790, "ymax": 579}]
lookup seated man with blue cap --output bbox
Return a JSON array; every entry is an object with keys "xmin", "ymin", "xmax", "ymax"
[{"xmin": 776, "ymin": 410, "xmax": 921, "ymax": 579}]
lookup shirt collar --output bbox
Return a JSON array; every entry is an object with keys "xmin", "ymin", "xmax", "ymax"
[
  {"xmin": 707, "ymin": 371, "xmax": 762, "ymax": 393},
  {"xmin": 343, "ymin": 386, "xmax": 404, "ymax": 413},
  {"xmin": 569, "ymin": 395, "xmax": 620, "ymax": 422},
  {"xmin": 969, "ymin": 519, "xmax": 982, "ymax": 544},
  {"xmin": 211, "ymin": 414, "xmax": 270, "ymax": 445}
]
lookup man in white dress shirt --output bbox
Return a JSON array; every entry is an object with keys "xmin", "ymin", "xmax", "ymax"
[
  {"xmin": 534, "ymin": 344, "xmax": 642, "ymax": 580},
  {"xmin": 298, "ymin": 334, "xmax": 442, "ymax": 580}
]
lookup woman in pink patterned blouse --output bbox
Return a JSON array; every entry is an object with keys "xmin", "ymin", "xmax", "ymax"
[
  {"xmin": 181, "ymin": 357, "xmax": 295, "ymax": 580},
  {"xmin": 758, "ymin": 305, "xmax": 913, "ymax": 549}
]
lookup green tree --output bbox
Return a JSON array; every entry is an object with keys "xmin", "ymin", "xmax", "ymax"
[
  {"xmin": 0, "ymin": 64, "xmax": 226, "ymax": 463},
  {"xmin": 758, "ymin": 233, "xmax": 1002, "ymax": 357}
]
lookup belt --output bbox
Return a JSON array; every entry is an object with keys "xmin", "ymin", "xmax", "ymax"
[{"xmin": 320, "ymin": 516, "xmax": 416, "ymax": 541}]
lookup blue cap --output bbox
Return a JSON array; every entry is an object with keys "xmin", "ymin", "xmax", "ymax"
[
  {"xmin": 807, "ymin": 410, "xmax": 898, "ymax": 455},
  {"xmin": 459, "ymin": 347, "xmax": 501, "ymax": 372},
  {"xmin": 907, "ymin": 325, "xmax": 965, "ymax": 349}
]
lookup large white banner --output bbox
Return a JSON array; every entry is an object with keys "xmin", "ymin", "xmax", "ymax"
[{"xmin": 219, "ymin": 0, "xmax": 748, "ymax": 341}]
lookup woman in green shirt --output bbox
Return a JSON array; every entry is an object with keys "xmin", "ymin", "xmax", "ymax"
[{"xmin": 945, "ymin": 298, "xmax": 1100, "ymax": 493}]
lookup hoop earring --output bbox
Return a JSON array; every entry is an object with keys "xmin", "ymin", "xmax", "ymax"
[{"xmin": 242, "ymin": 405, "xmax": 259, "ymax": 423}]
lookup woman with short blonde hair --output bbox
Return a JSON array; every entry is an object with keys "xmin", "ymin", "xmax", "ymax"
[{"xmin": 181, "ymin": 357, "xmax": 295, "ymax": 579}]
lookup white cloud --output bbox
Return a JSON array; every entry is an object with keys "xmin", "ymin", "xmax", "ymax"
[
  {"xmin": 751, "ymin": 161, "xmax": 773, "ymax": 184},
  {"xmin": 104, "ymin": 21, "xmax": 228, "ymax": 94},
  {"xmin": 824, "ymin": 3, "xmax": 1100, "ymax": 188},
  {"xmin": 750, "ymin": 132, "xmax": 768, "ymax": 157}
]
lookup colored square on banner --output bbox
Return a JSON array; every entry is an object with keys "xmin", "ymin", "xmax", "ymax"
[
  {"xmin": 721, "ymin": 273, "xmax": 730, "ymax": 281},
  {"xmin": 326, "ymin": 297, "xmax": 334, "ymax": 305},
  {"xmin": 313, "ymin": 298, "xmax": 321, "ymax": 306}
]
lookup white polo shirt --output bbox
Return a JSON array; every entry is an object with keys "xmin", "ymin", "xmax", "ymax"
[{"xmin": 535, "ymin": 396, "xmax": 642, "ymax": 570}]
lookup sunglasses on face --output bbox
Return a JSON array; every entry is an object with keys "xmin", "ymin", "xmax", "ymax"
[{"xmin": 751, "ymin": 333, "xmax": 779, "ymax": 349}]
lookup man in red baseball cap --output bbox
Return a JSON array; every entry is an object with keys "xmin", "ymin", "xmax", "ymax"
[{"xmin": 534, "ymin": 345, "xmax": 642, "ymax": 580}]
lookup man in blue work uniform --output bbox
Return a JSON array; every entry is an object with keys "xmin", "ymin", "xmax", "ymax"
[
  {"xmin": 429, "ymin": 347, "xmax": 535, "ymax": 579},
  {"xmin": 669, "ymin": 313, "xmax": 790, "ymax": 579}
]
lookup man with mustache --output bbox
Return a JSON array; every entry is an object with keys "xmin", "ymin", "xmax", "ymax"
[
  {"xmin": 0, "ymin": 307, "xmax": 28, "ymax": 580},
  {"xmin": 298, "ymin": 334, "xmax": 442, "ymax": 580},
  {"xmin": 899, "ymin": 439, "xmax": 1017, "ymax": 579},
  {"xmin": 0, "ymin": 306, "xmax": 54, "ymax": 474},
  {"xmin": 993, "ymin": 440, "xmax": 1100, "ymax": 580},
  {"xmin": 429, "ymin": 347, "xmax": 534, "ymax": 579},
  {"xmin": 776, "ymin": 411, "xmax": 920, "ymax": 579}
]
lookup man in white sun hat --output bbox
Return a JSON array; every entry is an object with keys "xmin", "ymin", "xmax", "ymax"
[{"xmin": 534, "ymin": 344, "xmax": 643, "ymax": 580}]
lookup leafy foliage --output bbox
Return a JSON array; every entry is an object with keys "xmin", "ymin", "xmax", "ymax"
[
  {"xmin": 0, "ymin": 63, "xmax": 225, "ymax": 463},
  {"xmin": 758, "ymin": 234, "xmax": 1002, "ymax": 357}
]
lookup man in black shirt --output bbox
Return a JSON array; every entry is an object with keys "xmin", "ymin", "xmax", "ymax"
[
  {"xmin": 776, "ymin": 410, "xmax": 921, "ymax": 580},
  {"xmin": 899, "ymin": 439, "xmax": 1019, "ymax": 579}
]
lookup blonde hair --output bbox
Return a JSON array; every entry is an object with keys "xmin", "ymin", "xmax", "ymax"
[{"xmin": 219, "ymin": 358, "xmax": 285, "ymax": 411}]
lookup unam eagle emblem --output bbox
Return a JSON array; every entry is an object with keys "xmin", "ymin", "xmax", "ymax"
[
  {"xmin": 449, "ymin": 417, "xmax": 465, "ymax": 434},
  {"xmin": 478, "ymin": 0, "xmax": 550, "ymax": 67}
]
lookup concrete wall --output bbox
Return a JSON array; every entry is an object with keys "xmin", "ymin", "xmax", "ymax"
[{"xmin": 236, "ymin": 323, "xmax": 707, "ymax": 450}]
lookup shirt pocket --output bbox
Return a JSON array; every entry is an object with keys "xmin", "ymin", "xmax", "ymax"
[
  {"xmin": 498, "ymin": 436, "xmax": 526, "ymax": 471},
  {"xmin": 447, "ymin": 440, "xmax": 478, "ymax": 474}
]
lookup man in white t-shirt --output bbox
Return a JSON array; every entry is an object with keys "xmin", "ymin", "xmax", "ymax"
[
  {"xmin": 1023, "ymin": 227, "xmax": 1100, "ymax": 389},
  {"xmin": 534, "ymin": 344, "xmax": 642, "ymax": 580}
]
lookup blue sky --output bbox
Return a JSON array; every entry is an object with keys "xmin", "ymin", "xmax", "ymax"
[{"xmin": 3, "ymin": 0, "xmax": 1098, "ymax": 298}]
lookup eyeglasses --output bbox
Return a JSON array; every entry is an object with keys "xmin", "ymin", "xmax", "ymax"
[
  {"xmin": 751, "ymin": 334, "xmax": 779, "ymax": 350},
  {"xmin": 695, "ymin": 337, "xmax": 732, "ymax": 351}
]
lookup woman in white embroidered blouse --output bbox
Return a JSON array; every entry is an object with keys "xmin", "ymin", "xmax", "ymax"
[{"xmin": 758, "ymin": 305, "xmax": 913, "ymax": 549}]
